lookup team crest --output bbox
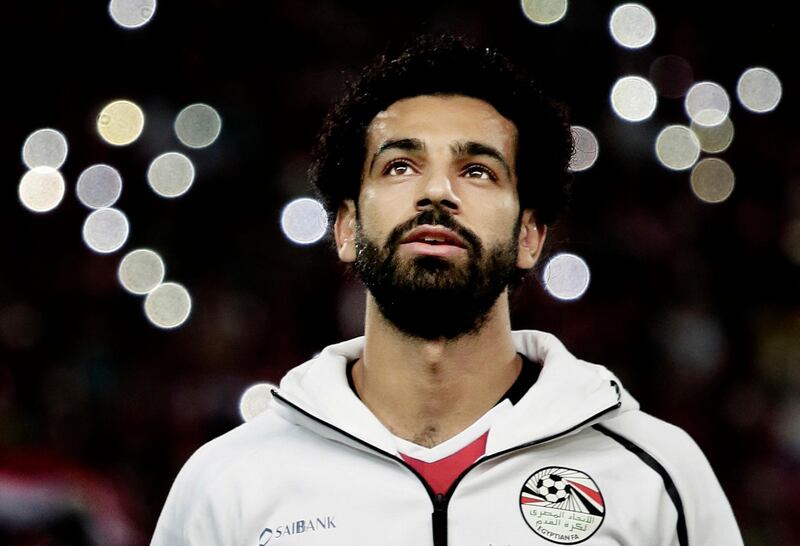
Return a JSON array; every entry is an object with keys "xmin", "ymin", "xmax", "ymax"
[{"xmin": 519, "ymin": 466, "xmax": 605, "ymax": 544}]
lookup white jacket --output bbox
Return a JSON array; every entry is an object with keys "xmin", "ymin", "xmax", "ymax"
[{"xmin": 151, "ymin": 330, "xmax": 743, "ymax": 546}]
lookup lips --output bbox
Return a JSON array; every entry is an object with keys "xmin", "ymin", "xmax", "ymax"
[
  {"xmin": 400, "ymin": 225, "xmax": 467, "ymax": 248},
  {"xmin": 399, "ymin": 225, "xmax": 468, "ymax": 258}
]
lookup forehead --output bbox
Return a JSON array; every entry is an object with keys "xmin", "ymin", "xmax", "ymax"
[{"xmin": 365, "ymin": 95, "xmax": 518, "ymax": 156}]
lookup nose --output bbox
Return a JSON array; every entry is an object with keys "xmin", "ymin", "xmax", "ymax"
[{"xmin": 416, "ymin": 169, "xmax": 461, "ymax": 213}]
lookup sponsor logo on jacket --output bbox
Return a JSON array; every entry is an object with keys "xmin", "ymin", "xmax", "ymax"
[{"xmin": 259, "ymin": 516, "xmax": 336, "ymax": 544}]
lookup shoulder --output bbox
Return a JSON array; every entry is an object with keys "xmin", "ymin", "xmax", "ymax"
[
  {"xmin": 595, "ymin": 410, "xmax": 721, "ymax": 498},
  {"xmin": 151, "ymin": 409, "xmax": 291, "ymax": 545},
  {"xmin": 595, "ymin": 410, "xmax": 743, "ymax": 545},
  {"xmin": 174, "ymin": 408, "xmax": 289, "ymax": 492},
  {"xmin": 597, "ymin": 411, "xmax": 705, "ymax": 469}
]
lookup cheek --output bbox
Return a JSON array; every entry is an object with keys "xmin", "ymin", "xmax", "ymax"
[
  {"xmin": 463, "ymin": 191, "xmax": 520, "ymax": 241},
  {"xmin": 495, "ymin": 192, "xmax": 520, "ymax": 216},
  {"xmin": 357, "ymin": 186, "xmax": 413, "ymax": 241}
]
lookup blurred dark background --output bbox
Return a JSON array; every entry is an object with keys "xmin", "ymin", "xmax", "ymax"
[{"xmin": 3, "ymin": 1, "xmax": 798, "ymax": 544}]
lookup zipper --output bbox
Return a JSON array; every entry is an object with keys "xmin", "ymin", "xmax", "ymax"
[
  {"xmin": 272, "ymin": 385, "xmax": 620, "ymax": 546},
  {"xmin": 432, "ymin": 493, "xmax": 447, "ymax": 546}
]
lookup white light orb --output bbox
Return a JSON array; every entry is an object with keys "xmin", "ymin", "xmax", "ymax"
[
  {"xmin": 118, "ymin": 249, "xmax": 166, "ymax": 295},
  {"xmin": 109, "ymin": 0, "xmax": 156, "ymax": 28},
  {"xmin": 174, "ymin": 103, "xmax": 222, "ymax": 149},
  {"xmin": 611, "ymin": 76, "xmax": 657, "ymax": 122},
  {"xmin": 609, "ymin": 3, "xmax": 656, "ymax": 49},
  {"xmin": 18, "ymin": 167, "xmax": 66, "ymax": 213},
  {"xmin": 568, "ymin": 126, "xmax": 599, "ymax": 172},
  {"xmin": 543, "ymin": 253, "xmax": 591, "ymax": 301},
  {"xmin": 521, "ymin": 0, "xmax": 568, "ymax": 25},
  {"xmin": 82, "ymin": 208, "xmax": 130, "ymax": 254},
  {"xmin": 685, "ymin": 81, "xmax": 730, "ymax": 127},
  {"xmin": 22, "ymin": 128, "xmax": 68, "ymax": 169},
  {"xmin": 737, "ymin": 67, "xmax": 782, "ymax": 113},
  {"xmin": 280, "ymin": 198, "xmax": 328, "ymax": 245},
  {"xmin": 144, "ymin": 282, "xmax": 192, "ymax": 329},
  {"xmin": 655, "ymin": 125, "xmax": 701, "ymax": 171},
  {"xmin": 76, "ymin": 164, "xmax": 123, "ymax": 209},
  {"xmin": 239, "ymin": 383, "xmax": 277, "ymax": 422},
  {"xmin": 147, "ymin": 152, "xmax": 195, "ymax": 198}
]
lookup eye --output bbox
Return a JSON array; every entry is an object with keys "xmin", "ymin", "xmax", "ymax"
[
  {"xmin": 462, "ymin": 164, "xmax": 497, "ymax": 181},
  {"xmin": 383, "ymin": 159, "xmax": 418, "ymax": 177}
]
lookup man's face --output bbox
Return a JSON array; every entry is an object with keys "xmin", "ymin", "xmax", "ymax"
[{"xmin": 335, "ymin": 95, "xmax": 544, "ymax": 340}]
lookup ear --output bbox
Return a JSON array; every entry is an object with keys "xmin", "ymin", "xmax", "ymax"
[
  {"xmin": 516, "ymin": 209, "xmax": 547, "ymax": 270},
  {"xmin": 334, "ymin": 199, "xmax": 357, "ymax": 263}
]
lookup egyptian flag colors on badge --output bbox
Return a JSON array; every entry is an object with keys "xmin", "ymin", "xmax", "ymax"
[{"xmin": 519, "ymin": 466, "xmax": 605, "ymax": 544}]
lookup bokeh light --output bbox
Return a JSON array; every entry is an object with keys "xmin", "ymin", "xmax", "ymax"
[
  {"xmin": 609, "ymin": 3, "xmax": 656, "ymax": 49},
  {"xmin": 147, "ymin": 152, "xmax": 195, "ymax": 198},
  {"xmin": 520, "ymin": 0, "xmax": 568, "ymax": 25},
  {"xmin": 18, "ymin": 167, "xmax": 66, "ymax": 213},
  {"xmin": 174, "ymin": 103, "xmax": 222, "ymax": 149},
  {"xmin": 649, "ymin": 54, "xmax": 694, "ymax": 98},
  {"xmin": 239, "ymin": 383, "xmax": 276, "ymax": 422},
  {"xmin": 97, "ymin": 99, "xmax": 145, "ymax": 146},
  {"xmin": 737, "ymin": 67, "xmax": 782, "ymax": 113},
  {"xmin": 690, "ymin": 158, "xmax": 735, "ymax": 203},
  {"xmin": 76, "ymin": 164, "xmax": 123, "ymax": 209},
  {"xmin": 610, "ymin": 76, "xmax": 657, "ymax": 122},
  {"xmin": 82, "ymin": 208, "xmax": 130, "ymax": 254},
  {"xmin": 542, "ymin": 253, "xmax": 590, "ymax": 301},
  {"xmin": 280, "ymin": 198, "xmax": 328, "ymax": 245},
  {"xmin": 118, "ymin": 249, "xmax": 165, "ymax": 295},
  {"xmin": 685, "ymin": 81, "xmax": 730, "ymax": 127},
  {"xmin": 109, "ymin": 0, "xmax": 156, "ymax": 29},
  {"xmin": 691, "ymin": 117, "xmax": 734, "ymax": 154},
  {"xmin": 144, "ymin": 282, "xmax": 192, "ymax": 329},
  {"xmin": 568, "ymin": 126, "xmax": 599, "ymax": 172},
  {"xmin": 22, "ymin": 128, "xmax": 68, "ymax": 170},
  {"xmin": 655, "ymin": 125, "xmax": 700, "ymax": 171}
]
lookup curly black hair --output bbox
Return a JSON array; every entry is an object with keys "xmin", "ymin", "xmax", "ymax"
[{"xmin": 308, "ymin": 34, "xmax": 574, "ymax": 227}]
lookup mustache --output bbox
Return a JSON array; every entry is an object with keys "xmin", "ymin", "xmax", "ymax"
[{"xmin": 384, "ymin": 206, "xmax": 482, "ymax": 254}]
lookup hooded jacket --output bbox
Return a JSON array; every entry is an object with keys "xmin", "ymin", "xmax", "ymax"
[{"xmin": 151, "ymin": 330, "xmax": 743, "ymax": 546}]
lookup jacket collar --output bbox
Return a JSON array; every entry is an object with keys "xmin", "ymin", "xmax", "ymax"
[{"xmin": 274, "ymin": 330, "xmax": 637, "ymax": 455}]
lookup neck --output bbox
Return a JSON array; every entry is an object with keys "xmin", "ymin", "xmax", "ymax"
[{"xmin": 352, "ymin": 292, "xmax": 521, "ymax": 448}]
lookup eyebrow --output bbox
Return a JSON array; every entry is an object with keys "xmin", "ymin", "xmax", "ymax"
[{"xmin": 369, "ymin": 138, "xmax": 425, "ymax": 174}]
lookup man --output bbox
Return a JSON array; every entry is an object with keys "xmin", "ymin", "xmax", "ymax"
[{"xmin": 152, "ymin": 35, "xmax": 743, "ymax": 545}]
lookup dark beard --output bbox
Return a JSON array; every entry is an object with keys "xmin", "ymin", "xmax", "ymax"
[{"xmin": 353, "ymin": 206, "xmax": 521, "ymax": 341}]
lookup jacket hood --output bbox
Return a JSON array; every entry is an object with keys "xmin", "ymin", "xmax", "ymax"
[{"xmin": 273, "ymin": 330, "xmax": 638, "ymax": 455}]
